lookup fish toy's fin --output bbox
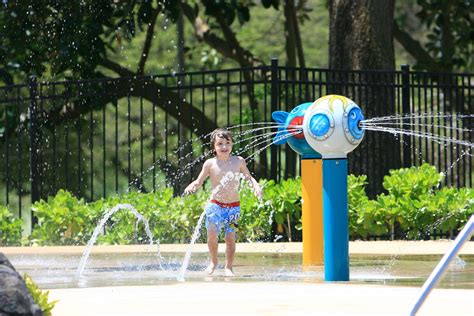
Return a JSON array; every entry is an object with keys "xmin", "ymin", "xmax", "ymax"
[{"xmin": 271, "ymin": 111, "xmax": 290, "ymax": 145}]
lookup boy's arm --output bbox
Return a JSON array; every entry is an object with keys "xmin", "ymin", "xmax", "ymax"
[
  {"xmin": 239, "ymin": 157, "xmax": 262, "ymax": 198},
  {"xmin": 184, "ymin": 160, "xmax": 210, "ymax": 194}
]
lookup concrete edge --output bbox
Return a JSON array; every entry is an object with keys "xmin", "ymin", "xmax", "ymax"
[{"xmin": 1, "ymin": 241, "xmax": 473, "ymax": 255}]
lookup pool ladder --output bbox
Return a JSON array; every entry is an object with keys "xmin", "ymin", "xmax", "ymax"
[{"xmin": 409, "ymin": 214, "xmax": 474, "ymax": 315}]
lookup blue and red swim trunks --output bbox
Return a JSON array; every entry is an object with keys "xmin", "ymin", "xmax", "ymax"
[{"xmin": 205, "ymin": 199, "xmax": 240, "ymax": 235}]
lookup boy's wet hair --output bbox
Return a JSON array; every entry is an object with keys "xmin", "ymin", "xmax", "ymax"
[{"xmin": 210, "ymin": 128, "xmax": 233, "ymax": 154}]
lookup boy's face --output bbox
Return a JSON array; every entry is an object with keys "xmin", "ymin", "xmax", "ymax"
[{"xmin": 214, "ymin": 136, "xmax": 233, "ymax": 157}]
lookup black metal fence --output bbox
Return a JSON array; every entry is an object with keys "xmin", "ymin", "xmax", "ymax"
[{"xmin": 0, "ymin": 59, "xmax": 472, "ymax": 226}]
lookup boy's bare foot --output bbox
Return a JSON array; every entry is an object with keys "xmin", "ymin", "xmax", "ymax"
[
  {"xmin": 224, "ymin": 268, "xmax": 235, "ymax": 277},
  {"xmin": 205, "ymin": 263, "xmax": 217, "ymax": 275}
]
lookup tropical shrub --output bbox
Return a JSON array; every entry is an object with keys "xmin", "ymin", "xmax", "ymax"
[
  {"xmin": 263, "ymin": 178, "xmax": 302, "ymax": 241},
  {"xmin": 26, "ymin": 163, "xmax": 472, "ymax": 244},
  {"xmin": 349, "ymin": 163, "xmax": 473, "ymax": 240},
  {"xmin": 30, "ymin": 189, "xmax": 99, "ymax": 245},
  {"xmin": 405, "ymin": 186, "xmax": 473, "ymax": 239},
  {"xmin": 0, "ymin": 206, "xmax": 23, "ymax": 246},
  {"xmin": 96, "ymin": 188, "xmax": 209, "ymax": 244},
  {"xmin": 348, "ymin": 174, "xmax": 388, "ymax": 238},
  {"xmin": 239, "ymin": 179, "xmax": 275, "ymax": 242}
]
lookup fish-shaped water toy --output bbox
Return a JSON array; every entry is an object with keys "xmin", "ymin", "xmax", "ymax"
[{"xmin": 272, "ymin": 102, "xmax": 321, "ymax": 159}]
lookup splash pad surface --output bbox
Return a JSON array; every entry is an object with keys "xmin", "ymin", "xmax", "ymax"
[
  {"xmin": 48, "ymin": 282, "xmax": 472, "ymax": 316},
  {"xmin": 2, "ymin": 241, "xmax": 473, "ymax": 315}
]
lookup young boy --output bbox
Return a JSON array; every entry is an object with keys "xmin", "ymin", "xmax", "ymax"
[{"xmin": 184, "ymin": 128, "xmax": 262, "ymax": 277}]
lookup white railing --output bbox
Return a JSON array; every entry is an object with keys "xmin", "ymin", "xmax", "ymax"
[{"xmin": 409, "ymin": 214, "xmax": 474, "ymax": 315}]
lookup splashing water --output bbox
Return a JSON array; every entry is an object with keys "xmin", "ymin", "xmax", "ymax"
[
  {"xmin": 131, "ymin": 122, "xmax": 289, "ymax": 193},
  {"xmin": 362, "ymin": 113, "xmax": 473, "ymax": 124},
  {"xmin": 166, "ymin": 127, "xmax": 282, "ymax": 186},
  {"xmin": 245, "ymin": 128, "xmax": 304, "ymax": 162},
  {"xmin": 452, "ymin": 256, "xmax": 467, "ymax": 269},
  {"xmin": 155, "ymin": 123, "xmax": 298, "ymax": 193},
  {"xmin": 360, "ymin": 113, "xmax": 473, "ymax": 184},
  {"xmin": 76, "ymin": 203, "xmax": 159, "ymax": 278},
  {"xmin": 360, "ymin": 124, "xmax": 473, "ymax": 148},
  {"xmin": 360, "ymin": 114, "xmax": 473, "ymax": 145},
  {"xmin": 176, "ymin": 210, "xmax": 207, "ymax": 282},
  {"xmin": 140, "ymin": 122, "xmax": 285, "ymax": 177}
]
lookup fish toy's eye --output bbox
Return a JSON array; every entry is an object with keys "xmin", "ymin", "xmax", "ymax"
[
  {"xmin": 308, "ymin": 111, "xmax": 334, "ymax": 140},
  {"xmin": 344, "ymin": 106, "xmax": 364, "ymax": 144}
]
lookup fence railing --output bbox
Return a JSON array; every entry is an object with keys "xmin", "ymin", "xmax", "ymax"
[{"xmin": 0, "ymin": 59, "xmax": 472, "ymax": 227}]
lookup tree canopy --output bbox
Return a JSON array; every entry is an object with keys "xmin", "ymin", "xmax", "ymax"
[
  {"xmin": 0, "ymin": 0, "xmax": 291, "ymax": 84},
  {"xmin": 1, "ymin": 0, "xmax": 472, "ymax": 86},
  {"xmin": 0, "ymin": 1, "xmax": 181, "ymax": 83},
  {"xmin": 394, "ymin": 0, "xmax": 473, "ymax": 72}
]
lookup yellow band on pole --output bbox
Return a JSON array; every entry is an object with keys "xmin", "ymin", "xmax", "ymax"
[{"xmin": 301, "ymin": 159, "xmax": 324, "ymax": 266}]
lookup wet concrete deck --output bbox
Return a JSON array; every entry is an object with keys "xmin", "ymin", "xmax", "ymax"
[
  {"xmin": 2, "ymin": 241, "xmax": 473, "ymax": 316},
  {"xmin": 47, "ymin": 281, "xmax": 473, "ymax": 316}
]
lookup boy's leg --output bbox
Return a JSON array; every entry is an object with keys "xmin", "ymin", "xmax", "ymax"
[
  {"xmin": 206, "ymin": 225, "xmax": 219, "ymax": 275},
  {"xmin": 224, "ymin": 206, "xmax": 239, "ymax": 277},
  {"xmin": 224, "ymin": 232, "xmax": 236, "ymax": 277}
]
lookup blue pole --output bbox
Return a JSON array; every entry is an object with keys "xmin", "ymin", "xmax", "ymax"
[
  {"xmin": 409, "ymin": 215, "xmax": 474, "ymax": 315},
  {"xmin": 322, "ymin": 159, "xmax": 349, "ymax": 281}
]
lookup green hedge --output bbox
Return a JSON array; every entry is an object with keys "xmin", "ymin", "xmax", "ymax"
[
  {"xmin": 348, "ymin": 164, "xmax": 473, "ymax": 239},
  {"xmin": 0, "ymin": 164, "xmax": 472, "ymax": 246},
  {"xmin": 0, "ymin": 205, "xmax": 23, "ymax": 246},
  {"xmin": 27, "ymin": 178, "xmax": 303, "ymax": 245}
]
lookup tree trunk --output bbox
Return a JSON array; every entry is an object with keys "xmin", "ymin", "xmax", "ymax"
[
  {"xmin": 328, "ymin": 0, "xmax": 401, "ymax": 197},
  {"xmin": 284, "ymin": 0, "xmax": 297, "ymax": 69}
]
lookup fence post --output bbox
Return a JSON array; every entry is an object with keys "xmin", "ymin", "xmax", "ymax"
[
  {"xmin": 28, "ymin": 76, "xmax": 40, "ymax": 226},
  {"xmin": 270, "ymin": 58, "xmax": 279, "ymax": 181},
  {"xmin": 401, "ymin": 65, "xmax": 412, "ymax": 168}
]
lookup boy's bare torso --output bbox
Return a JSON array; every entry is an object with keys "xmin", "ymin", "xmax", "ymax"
[{"xmin": 207, "ymin": 156, "xmax": 243, "ymax": 203}]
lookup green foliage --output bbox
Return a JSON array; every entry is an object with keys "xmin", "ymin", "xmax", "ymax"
[
  {"xmin": 0, "ymin": 205, "xmax": 23, "ymax": 246},
  {"xmin": 201, "ymin": 0, "xmax": 280, "ymax": 26},
  {"xmin": 0, "ymin": 1, "xmax": 178, "ymax": 81},
  {"xmin": 200, "ymin": 49, "xmax": 222, "ymax": 69},
  {"xmin": 93, "ymin": 189, "xmax": 175, "ymax": 245},
  {"xmin": 23, "ymin": 273, "xmax": 58, "ymax": 316},
  {"xmin": 377, "ymin": 163, "xmax": 444, "ymax": 237},
  {"xmin": 266, "ymin": 178, "xmax": 302, "ymax": 234},
  {"xmin": 416, "ymin": 0, "xmax": 474, "ymax": 70},
  {"xmin": 348, "ymin": 174, "xmax": 387, "ymax": 238},
  {"xmin": 95, "ymin": 188, "xmax": 208, "ymax": 244},
  {"xmin": 30, "ymin": 189, "xmax": 99, "ymax": 246},
  {"xmin": 429, "ymin": 187, "xmax": 473, "ymax": 234},
  {"xmin": 26, "ymin": 164, "xmax": 472, "ymax": 245},
  {"xmin": 239, "ymin": 179, "xmax": 274, "ymax": 242},
  {"xmin": 0, "ymin": 0, "xmax": 332, "ymax": 85},
  {"xmin": 382, "ymin": 163, "xmax": 443, "ymax": 199},
  {"xmin": 348, "ymin": 164, "xmax": 473, "ymax": 240},
  {"xmin": 28, "ymin": 187, "xmax": 206, "ymax": 245},
  {"xmin": 28, "ymin": 179, "xmax": 291, "ymax": 245}
]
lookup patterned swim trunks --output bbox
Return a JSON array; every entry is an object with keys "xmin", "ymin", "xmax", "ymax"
[{"xmin": 205, "ymin": 200, "xmax": 240, "ymax": 235}]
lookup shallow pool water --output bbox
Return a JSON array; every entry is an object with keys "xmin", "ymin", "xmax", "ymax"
[{"xmin": 7, "ymin": 252, "xmax": 474, "ymax": 290}]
